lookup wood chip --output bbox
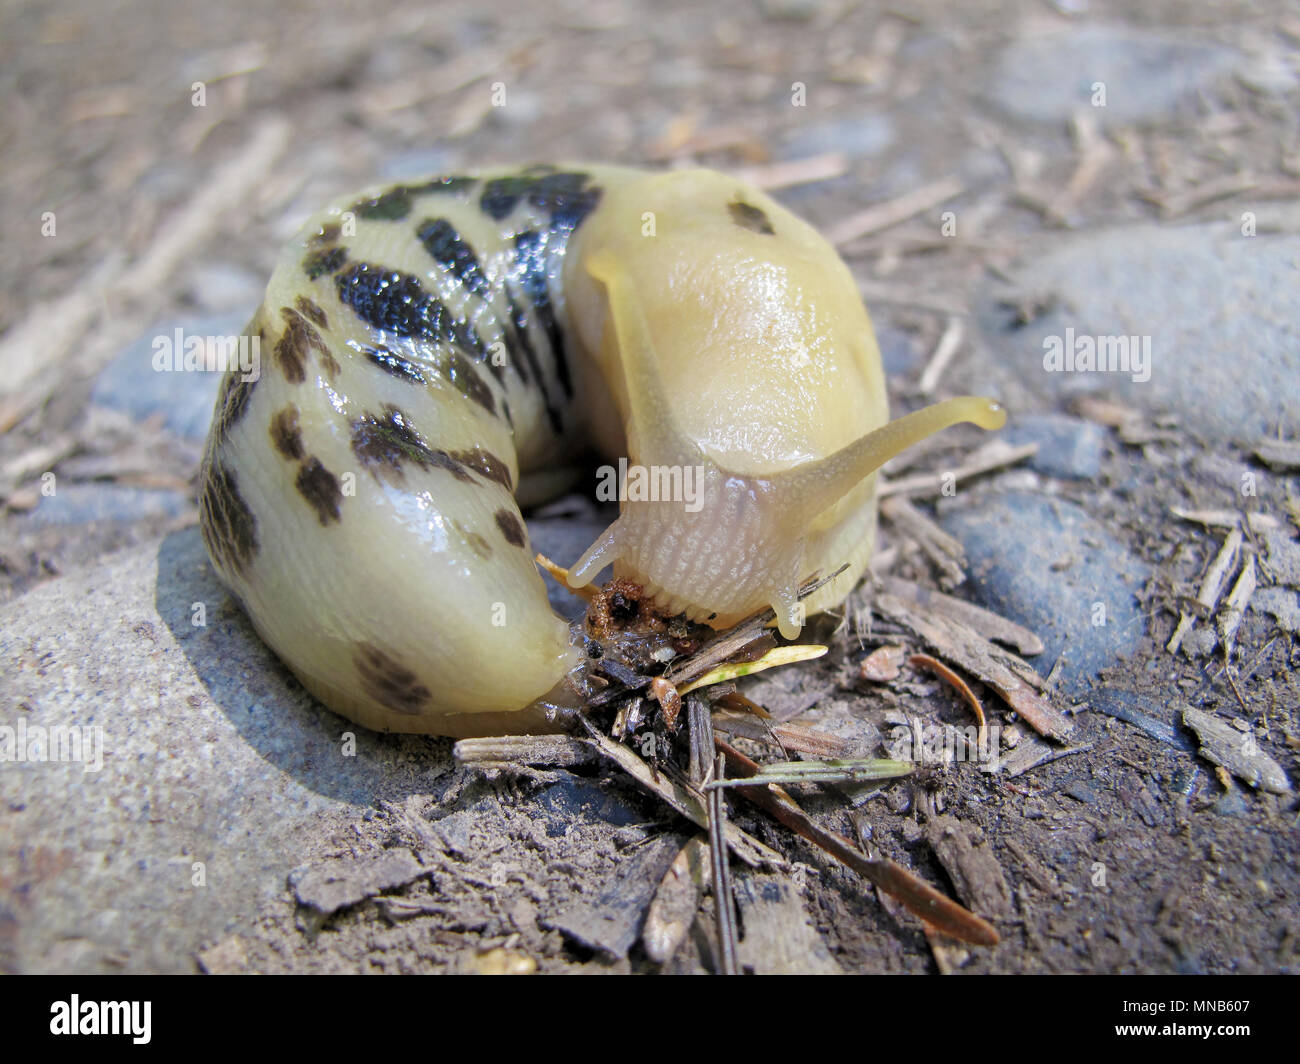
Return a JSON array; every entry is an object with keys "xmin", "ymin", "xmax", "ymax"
[
  {"xmin": 710, "ymin": 714, "xmax": 852, "ymax": 757},
  {"xmin": 287, "ymin": 850, "xmax": 429, "ymax": 915},
  {"xmin": 917, "ymin": 316, "xmax": 965, "ymax": 394},
  {"xmin": 880, "ymin": 439, "xmax": 1038, "ymax": 498},
  {"xmin": 1182, "ymin": 707, "xmax": 1292, "ymax": 794},
  {"xmin": 880, "ymin": 496, "xmax": 967, "ymax": 587},
  {"xmin": 872, "ymin": 592, "xmax": 1074, "ymax": 740},
  {"xmin": 732, "ymin": 152, "xmax": 849, "ymax": 191},
  {"xmin": 997, "ymin": 736, "xmax": 1094, "ymax": 778},
  {"xmin": 1171, "ymin": 507, "xmax": 1280, "ymax": 532},
  {"xmin": 1254, "ymin": 438, "xmax": 1300, "ymax": 471},
  {"xmin": 1219, "ymin": 555, "xmax": 1257, "ymax": 658},
  {"xmin": 925, "ymin": 816, "xmax": 1013, "ymax": 918},
  {"xmin": 1168, "ymin": 527, "xmax": 1242, "ymax": 654},
  {"xmin": 643, "ymin": 836, "xmax": 710, "ymax": 964},
  {"xmin": 859, "ymin": 644, "xmax": 905, "ymax": 682},
  {"xmin": 734, "ymin": 874, "xmax": 843, "ymax": 974},
  {"xmin": 827, "ymin": 176, "xmax": 964, "ymax": 246},
  {"xmin": 879, "ymin": 576, "xmax": 1044, "ymax": 655},
  {"xmin": 543, "ymin": 834, "xmax": 684, "ymax": 960}
]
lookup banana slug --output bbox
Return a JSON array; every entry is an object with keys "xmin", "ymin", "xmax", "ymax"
[{"xmin": 198, "ymin": 164, "xmax": 1004, "ymax": 737}]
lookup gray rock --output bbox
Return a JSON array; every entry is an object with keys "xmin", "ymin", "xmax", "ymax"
[
  {"xmin": 288, "ymin": 850, "xmax": 429, "ymax": 915},
  {"xmin": 974, "ymin": 226, "xmax": 1300, "ymax": 443},
  {"xmin": 25, "ymin": 484, "xmax": 191, "ymax": 527},
  {"xmin": 0, "ymin": 528, "xmax": 449, "ymax": 974},
  {"xmin": 92, "ymin": 314, "xmax": 251, "ymax": 440},
  {"xmin": 780, "ymin": 111, "xmax": 894, "ymax": 160},
  {"xmin": 939, "ymin": 491, "xmax": 1152, "ymax": 694},
  {"xmin": 183, "ymin": 263, "xmax": 264, "ymax": 316},
  {"xmin": 988, "ymin": 26, "xmax": 1237, "ymax": 127},
  {"xmin": 1251, "ymin": 586, "xmax": 1300, "ymax": 634},
  {"xmin": 541, "ymin": 833, "xmax": 682, "ymax": 958},
  {"xmin": 534, "ymin": 776, "xmax": 644, "ymax": 839},
  {"xmin": 1002, "ymin": 414, "xmax": 1106, "ymax": 479},
  {"xmin": 1262, "ymin": 528, "xmax": 1300, "ymax": 588}
]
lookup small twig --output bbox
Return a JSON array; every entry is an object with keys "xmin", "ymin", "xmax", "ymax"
[
  {"xmin": 578, "ymin": 718, "xmax": 786, "ymax": 869},
  {"xmin": 715, "ymin": 740, "xmax": 998, "ymax": 946},
  {"xmin": 731, "ymin": 152, "xmax": 850, "ymax": 191},
  {"xmin": 1167, "ymin": 527, "xmax": 1241, "ymax": 654},
  {"xmin": 917, "ymin": 316, "xmax": 965, "ymax": 395},
  {"xmin": 708, "ymin": 753, "xmax": 740, "ymax": 975},
  {"xmin": 687, "ymin": 694, "xmax": 714, "ymax": 786},
  {"xmin": 1219, "ymin": 556, "xmax": 1257, "ymax": 660},
  {"xmin": 909, "ymin": 652, "xmax": 988, "ymax": 749},
  {"xmin": 880, "ymin": 496, "xmax": 967, "ymax": 587},
  {"xmin": 880, "ymin": 440, "xmax": 1038, "ymax": 498},
  {"xmin": 663, "ymin": 565, "xmax": 848, "ymax": 690},
  {"xmin": 827, "ymin": 176, "xmax": 964, "ymax": 246}
]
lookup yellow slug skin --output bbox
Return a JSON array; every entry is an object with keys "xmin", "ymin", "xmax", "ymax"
[
  {"xmin": 199, "ymin": 164, "xmax": 1002, "ymax": 736},
  {"xmin": 563, "ymin": 169, "xmax": 890, "ymax": 634}
]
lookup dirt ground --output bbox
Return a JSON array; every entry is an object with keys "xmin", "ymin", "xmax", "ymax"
[{"xmin": 1, "ymin": 0, "xmax": 1297, "ymax": 974}]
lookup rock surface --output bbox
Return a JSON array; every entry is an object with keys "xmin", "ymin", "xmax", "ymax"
[
  {"xmin": 939, "ymin": 490, "xmax": 1152, "ymax": 695},
  {"xmin": 974, "ymin": 226, "xmax": 1300, "ymax": 443},
  {"xmin": 0, "ymin": 528, "xmax": 447, "ymax": 974}
]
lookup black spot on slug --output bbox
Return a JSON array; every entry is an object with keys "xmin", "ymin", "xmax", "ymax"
[
  {"xmin": 729, "ymin": 200, "xmax": 774, "ymax": 235},
  {"xmin": 531, "ymin": 170, "xmax": 603, "ymax": 231},
  {"xmin": 270, "ymin": 404, "xmax": 304, "ymax": 461},
  {"xmin": 303, "ymin": 246, "xmax": 349, "ymax": 280},
  {"xmin": 296, "ymin": 457, "xmax": 343, "ymax": 525},
  {"xmin": 335, "ymin": 263, "xmax": 485, "ymax": 355},
  {"xmin": 309, "ymin": 222, "xmax": 342, "ymax": 246},
  {"xmin": 494, "ymin": 508, "xmax": 527, "ymax": 548},
  {"xmin": 275, "ymin": 307, "xmax": 339, "ymax": 383},
  {"xmin": 361, "ymin": 343, "xmax": 427, "ymax": 384},
  {"xmin": 215, "ymin": 369, "xmax": 257, "ymax": 440},
  {"xmin": 514, "ymin": 228, "xmax": 572, "ymax": 398},
  {"xmin": 350, "ymin": 405, "xmax": 474, "ymax": 486},
  {"xmin": 354, "ymin": 643, "xmax": 430, "ymax": 716},
  {"xmin": 449, "ymin": 447, "xmax": 512, "ymax": 490},
  {"xmin": 446, "ymin": 349, "xmax": 497, "ymax": 416},
  {"xmin": 479, "ymin": 170, "xmax": 602, "ymax": 230},
  {"xmin": 295, "ymin": 295, "xmax": 328, "ymax": 329},
  {"xmin": 199, "ymin": 461, "xmax": 258, "ymax": 577},
  {"xmin": 453, "ymin": 519, "xmax": 493, "ymax": 561},
  {"xmin": 350, "ymin": 187, "xmax": 414, "ymax": 221},
  {"xmin": 480, "ymin": 175, "xmax": 533, "ymax": 221},
  {"xmin": 416, "ymin": 217, "xmax": 489, "ymax": 297}
]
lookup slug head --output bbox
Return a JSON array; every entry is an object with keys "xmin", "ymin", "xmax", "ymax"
[{"xmin": 562, "ymin": 170, "xmax": 1006, "ymax": 637}]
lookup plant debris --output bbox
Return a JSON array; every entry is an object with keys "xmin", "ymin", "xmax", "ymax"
[{"xmin": 1182, "ymin": 707, "xmax": 1292, "ymax": 794}]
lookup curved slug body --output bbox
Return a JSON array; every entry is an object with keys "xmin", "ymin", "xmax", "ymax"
[{"xmin": 199, "ymin": 164, "xmax": 1003, "ymax": 737}]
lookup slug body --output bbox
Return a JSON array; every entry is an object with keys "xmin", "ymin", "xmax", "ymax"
[{"xmin": 199, "ymin": 164, "xmax": 1003, "ymax": 737}]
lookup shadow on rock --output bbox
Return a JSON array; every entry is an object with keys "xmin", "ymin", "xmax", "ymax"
[{"xmin": 155, "ymin": 526, "xmax": 451, "ymax": 806}]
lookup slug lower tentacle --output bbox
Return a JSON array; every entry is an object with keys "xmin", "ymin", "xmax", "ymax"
[{"xmin": 198, "ymin": 164, "xmax": 1004, "ymax": 736}]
